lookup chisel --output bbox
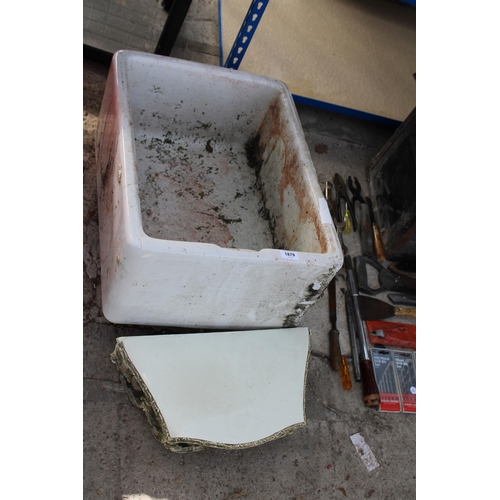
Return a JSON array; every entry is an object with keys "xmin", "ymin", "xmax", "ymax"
[
  {"xmin": 328, "ymin": 277, "xmax": 341, "ymax": 372},
  {"xmin": 345, "ymin": 256, "xmax": 380, "ymax": 407},
  {"xmin": 358, "ymin": 295, "xmax": 416, "ymax": 320}
]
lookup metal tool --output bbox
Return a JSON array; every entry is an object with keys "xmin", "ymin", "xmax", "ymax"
[
  {"xmin": 333, "ymin": 173, "xmax": 358, "ymax": 232},
  {"xmin": 339, "ymin": 343, "xmax": 352, "ymax": 390},
  {"xmin": 325, "ymin": 181, "xmax": 333, "ymax": 207},
  {"xmin": 335, "ymin": 265, "xmax": 347, "ymax": 283},
  {"xmin": 335, "ymin": 217, "xmax": 348, "ymax": 254},
  {"xmin": 359, "ymin": 202, "xmax": 375, "ymax": 258},
  {"xmin": 347, "ymin": 176, "xmax": 365, "ymax": 220},
  {"xmin": 365, "ymin": 197, "xmax": 385, "ymax": 262},
  {"xmin": 326, "ymin": 181, "xmax": 347, "ymax": 254},
  {"xmin": 366, "ymin": 320, "xmax": 416, "ymax": 349},
  {"xmin": 345, "ymin": 256, "xmax": 380, "ymax": 407},
  {"xmin": 343, "ymin": 288, "xmax": 361, "ymax": 382},
  {"xmin": 358, "ymin": 295, "xmax": 416, "ymax": 320},
  {"xmin": 389, "ymin": 260, "xmax": 416, "ymax": 278},
  {"xmin": 327, "ymin": 261, "xmax": 347, "ymax": 369},
  {"xmin": 354, "ymin": 255, "xmax": 415, "ymax": 295},
  {"xmin": 328, "ymin": 277, "xmax": 341, "ymax": 372},
  {"xmin": 343, "ymin": 204, "xmax": 352, "ymax": 235},
  {"xmin": 388, "ymin": 294, "xmax": 416, "ymax": 307},
  {"xmin": 328, "ymin": 273, "xmax": 352, "ymax": 390}
]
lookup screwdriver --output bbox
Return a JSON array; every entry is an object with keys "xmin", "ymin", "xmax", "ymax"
[
  {"xmin": 328, "ymin": 276, "xmax": 352, "ymax": 390},
  {"xmin": 329, "ymin": 324, "xmax": 352, "ymax": 391},
  {"xmin": 339, "ymin": 342, "xmax": 352, "ymax": 390},
  {"xmin": 343, "ymin": 201, "xmax": 352, "ymax": 235}
]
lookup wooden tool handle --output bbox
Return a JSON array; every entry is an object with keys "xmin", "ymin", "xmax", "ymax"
[
  {"xmin": 340, "ymin": 356, "xmax": 352, "ymax": 390},
  {"xmin": 329, "ymin": 329, "xmax": 341, "ymax": 371},
  {"xmin": 360, "ymin": 359, "xmax": 380, "ymax": 407},
  {"xmin": 372, "ymin": 223, "xmax": 386, "ymax": 263},
  {"xmin": 394, "ymin": 307, "xmax": 416, "ymax": 318}
]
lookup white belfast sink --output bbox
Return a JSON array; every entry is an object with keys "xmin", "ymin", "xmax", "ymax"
[{"xmin": 95, "ymin": 50, "xmax": 343, "ymax": 329}]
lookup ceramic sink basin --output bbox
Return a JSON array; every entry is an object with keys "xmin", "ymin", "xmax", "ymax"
[{"xmin": 96, "ymin": 50, "xmax": 343, "ymax": 329}]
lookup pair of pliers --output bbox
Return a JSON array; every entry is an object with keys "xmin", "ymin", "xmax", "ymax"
[
  {"xmin": 333, "ymin": 173, "xmax": 358, "ymax": 232},
  {"xmin": 325, "ymin": 181, "xmax": 348, "ymax": 255},
  {"xmin": 347, "ymin": 176, "xmax": 365, "ymax": 214}
]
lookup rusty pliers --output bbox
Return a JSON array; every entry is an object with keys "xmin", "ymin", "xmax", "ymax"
[
  {"xmin": 333, "ymin": 173, "xmax": 358, "ymax": 232},
  {"xmin": 325, "ymin": 181, "xmax": 348, "ymax": 255},
  {"xmin": 347, "ymin": 176, "xmax": 365, "ymax": 222}
]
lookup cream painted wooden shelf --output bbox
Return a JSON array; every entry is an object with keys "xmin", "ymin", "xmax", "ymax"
[{"xmin": 220, "ymin": 0, "xmax": 416, "ymax": 122}]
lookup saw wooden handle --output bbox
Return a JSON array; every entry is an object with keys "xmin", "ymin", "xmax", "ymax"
[{"xmin": 394, "ymin": 307, "xmax": 416, "ymax": 318}]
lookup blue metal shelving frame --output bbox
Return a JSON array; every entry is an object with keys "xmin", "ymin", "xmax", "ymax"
[{"xmin": 222, "ymin": 0, "xmax": 269, "ymax": 69}]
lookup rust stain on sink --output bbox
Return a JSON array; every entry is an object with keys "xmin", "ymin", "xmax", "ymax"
[{"xmin": 246, "ymin": 97, "xmax": 329, "ymax": 254}]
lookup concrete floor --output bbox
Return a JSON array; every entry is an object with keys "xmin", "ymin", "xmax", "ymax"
[{"xmin": 83, "ymin": 1, "xmax": 415, "ymax": 498}]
